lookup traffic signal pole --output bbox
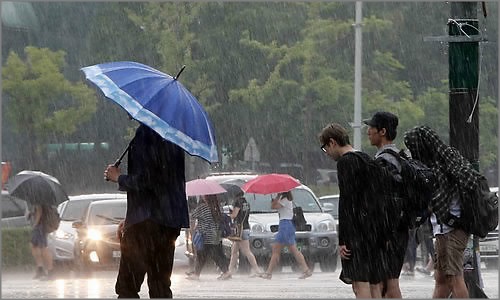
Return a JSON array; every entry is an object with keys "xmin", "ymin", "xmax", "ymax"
[{"xmin": 425, "ymin": 2, "xmax": 487, "ymax": 297}]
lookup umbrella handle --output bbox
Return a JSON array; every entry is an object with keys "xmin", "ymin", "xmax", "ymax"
[{"xmin": 105, "ymin": 144, "xmax": 130, "ymax": 181}]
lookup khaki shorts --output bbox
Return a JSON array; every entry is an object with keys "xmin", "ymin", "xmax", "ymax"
[{"xmin": 434, "ymin": 229, "xmax": 469, "ymax": 276}]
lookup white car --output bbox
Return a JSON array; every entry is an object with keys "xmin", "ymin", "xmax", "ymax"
[{"xmin": 48, "ymin": 193, "xmax": 127, "ymax": 270}]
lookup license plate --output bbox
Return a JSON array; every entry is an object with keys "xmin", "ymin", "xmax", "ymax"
[{"xmin": 112, "ymin": 251, "xmax": 121, "ymax": 258}]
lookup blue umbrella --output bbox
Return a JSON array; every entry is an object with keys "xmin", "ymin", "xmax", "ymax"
[{"xmin": 81, "ymin": 61, "xmax": 218, "ymax": 163}]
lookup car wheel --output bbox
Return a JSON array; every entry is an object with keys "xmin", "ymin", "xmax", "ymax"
[{"xmin": 319, "ymin": 253, "xmax": 337, "ymax": 272}]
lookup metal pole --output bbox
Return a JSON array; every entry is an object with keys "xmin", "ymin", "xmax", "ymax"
[
  {"xmin": 353, "ymin": 1, "xmax": 363, "ymax": 150},
  {"xmin": 448, "ymin": 2, "xmax": 486, "ymax": 298}
]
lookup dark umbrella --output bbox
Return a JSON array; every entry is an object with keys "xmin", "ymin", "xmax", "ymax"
[
  {"xmin": 220, "ymin": 179, "xmax": 246, "ymax": 200},
  {"xmin": 81, "ymin": 61, "xmax": 218, "ymax": 165},
  {"xmin": 7, "ymin": 170, "xmax": 68, "ymax": 206}
]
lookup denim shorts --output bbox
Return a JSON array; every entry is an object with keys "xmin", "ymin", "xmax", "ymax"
[
  {"xmin": 274, "ymin": 219, "xmax": 296, "ymax": 245},
  {"xmin": 31, "ymin": 225, "xmax": 48, "ymax": 247},
  {"xmin": 242, "ymin": 229, "xmax": 251, "ymax": 240}
]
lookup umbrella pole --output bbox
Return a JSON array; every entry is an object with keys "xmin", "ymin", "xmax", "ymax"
[
  {"xmin": 114, "ymin": 143, "xmax": 131, "ymax": 167},
  {"xmin": 174, "ymin": 65, "xmax": 186, "ymax": 80}
]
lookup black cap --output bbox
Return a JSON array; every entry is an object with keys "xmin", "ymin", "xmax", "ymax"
[{"xmin": 363, "ymin": 111, "xmax": 399, "ymax": 130}]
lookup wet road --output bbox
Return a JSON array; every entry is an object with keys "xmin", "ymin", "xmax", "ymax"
[{"xmin": 2, "ymin": 265, "xmax": 498, "ymax": 298}]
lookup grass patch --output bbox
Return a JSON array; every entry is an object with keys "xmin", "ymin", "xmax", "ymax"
[{"xmin": 2, "ymin": 227, "xmax": 34, "ymax": 267}]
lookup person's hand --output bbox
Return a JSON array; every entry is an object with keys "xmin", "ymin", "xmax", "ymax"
[
  {"xmin": 339, "ymin": 245, "xmax": 351, "ymax": 260},
  {"xmin": 117, "ymin": 220, "xmax": 125, "ymax": 242},
  {"xmin": 104, "ymin": 164, "xmax": 120, "ymax": 182}
]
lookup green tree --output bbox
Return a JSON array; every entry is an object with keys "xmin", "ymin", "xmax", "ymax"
[{"xmin": 2, "ymin": 46, "xmax": 96, "ymax": 169}]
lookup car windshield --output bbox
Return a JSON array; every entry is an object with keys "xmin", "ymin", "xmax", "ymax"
[
  {"xmin": 88, "ymin": 202, "xmax": 126, "ymax": 225},
  {"xmin": 245, "ymin": 189, "xmax": 322, "ymax": 213},
  {"xmin": 320, "ymin": 197, "xmax": 339, "ymax": 218},
  {"xmin": 61, "ymin": 199, "xmax": 94, "ymax": 221}
]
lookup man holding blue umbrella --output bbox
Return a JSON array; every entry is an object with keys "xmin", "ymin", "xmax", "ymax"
[{"xmin": 105, "ymin": 123, "xmax": 189, "ymax": 298}]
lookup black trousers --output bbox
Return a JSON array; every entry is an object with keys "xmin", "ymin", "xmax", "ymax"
[
  {"xmin": 115, "ymin": 220, "xmax": 180, "ymax": 298},
  {"xmin": 194, "ymin": 243, "xmax": 229, "ymax": 275}
]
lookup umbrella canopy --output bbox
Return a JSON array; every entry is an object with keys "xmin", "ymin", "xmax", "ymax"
[
  {"xmin": 7, "ymin": 170, "xmax": 69, "ymax": 206},
  {"xmin": 186, "ymin": 179, "xmax": 227, "ymax": 197},
  {"xmin": 241, "ymin": 173, "xmax": 301, "ymax": 195},
  {"xmin": 220, "ymin": 181, "xmax": 245, "ymax": 200},
  {"xmin": 81, "ymin": 61, "xmax": 218, "ymax": 163}
]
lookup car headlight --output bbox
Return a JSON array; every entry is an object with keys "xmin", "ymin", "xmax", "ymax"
[
  {"xmin": 51, "ymin": 229, "xmax": 73, "ymax": 240},
  {"xmin": 316, "ymin": 220, "xmax": 335, "ymax": 232},
  {"xmin": 87, "ymin": 229, "xmax": 103, "ymax": 241},
  {"xmin": 250, "ymin": 222, "xmax": 265, "ymax": 233}
]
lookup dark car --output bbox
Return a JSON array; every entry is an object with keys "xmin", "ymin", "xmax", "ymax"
[
  {"xmin": 72, "ymin": 199, "xmax": 126, "ymax": 272},
  {"xmin": 1, "ymin": 190, "xmax": 30, "ymax": 228}
]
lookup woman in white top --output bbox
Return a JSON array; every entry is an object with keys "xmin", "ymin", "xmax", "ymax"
[{"xmin": 259, "ymin": 191, "xmax": 312, "ymax": 280}]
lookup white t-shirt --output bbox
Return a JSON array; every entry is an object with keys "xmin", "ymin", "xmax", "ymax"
[
  {"xmin": 277, "ymin": 197, "xmax": 293, "ymax": 220},
  {"xmin": 431, "ymin": 196, "xmax": 462, "ymax": 235}
]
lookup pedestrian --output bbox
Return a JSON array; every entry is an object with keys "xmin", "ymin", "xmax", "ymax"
[
  {"xmin": 364, "ymin": 111, "xmax": 408, "ymax": 297},
  {"xmin": 28, "ymin": 204, "xmax": 55, "ymax": 280},
  {"xmin": 259, "ymin": 191, "xmax": 312, "ymax": 280},
  {"xmin": 104, "ymin": 123, "xmax": 189, "ymax": 298},
  {"xmin": 404, "ymin": 125, "xmax": 470, "ymax": 298},
  {"xmin": 415, "ymin": 219, "xmax": 435, "ymax": 276},
  {"xmin": 319, "ymin": 122, "xmax": 388, "ymax": 298},
  {"xmin": 227, "ymin": 190, "xmax": 264, "ymax": 277},
  {"xmin": 186, "ymin": 194, "xmax": 232, "ymax": 281},
  {"xmin": 401, "ymin": 228, "xmax": 417, "ymax": 276}
]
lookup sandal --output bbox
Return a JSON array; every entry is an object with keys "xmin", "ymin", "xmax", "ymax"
[
  {"xmin": 258, "ymin": 273, "xmax": 272, "ymax": 280},
  {"xmin": 298, "ymin": 269, "xmax": 312, "ymax": 279}
]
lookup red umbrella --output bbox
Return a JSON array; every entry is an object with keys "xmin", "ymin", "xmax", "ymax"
[
  {"xmin": 186, "ymin": 179, "xmax": 227, "ymax": 197},
  {"xmin": 241, "ymin": 173, "xmax": 301, "ymax": 195}
]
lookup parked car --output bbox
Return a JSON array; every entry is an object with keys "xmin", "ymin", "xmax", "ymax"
[
  {"xmin": 318, "ymin": 194, "xmax": 339, "ymax": 232},
  {"xmin": 1, "ymin": 190, "xmax": 30, "ymax": 228},
  {"xmin": 48, "ymin": 193, "xmax": 127, "ymax": 270},
  {"xmin": 72, "ymin": 198, "xmax": 127, "ymax": 272},
  {"xmin": 198, "ymin": 172, "xmax": 338, "ymax": 273}
]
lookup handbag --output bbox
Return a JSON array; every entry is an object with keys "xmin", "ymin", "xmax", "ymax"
[{"xmin": 193, "ymin": 229, "xmax": 204, "ymax": 251}]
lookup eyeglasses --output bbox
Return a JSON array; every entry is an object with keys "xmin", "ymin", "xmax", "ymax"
[{"xmin": 321, "ymin": 143, "xmax": 328, "ymax": 153}]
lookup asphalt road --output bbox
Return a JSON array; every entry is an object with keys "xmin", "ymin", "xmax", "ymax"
[{"xmin": 1, "ymin": 264, "xmax": 498, "ymax": 298}]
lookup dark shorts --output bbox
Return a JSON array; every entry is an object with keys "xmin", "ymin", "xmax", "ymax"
[
  {"xmin": 434, "ymin": 229, "xmax": 468, "ymax": 276},
  {"xmin": 31, "ymin": 225, "xmax": 48, "ymax": 248},
  {"xmin": 386, "ymin": 228, "xmax": 409, "ymax": 278}
]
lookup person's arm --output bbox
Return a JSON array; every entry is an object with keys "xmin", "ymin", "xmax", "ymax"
[
  {"xmin": 229, "ymin": 206, "xmax": 240, "ymax": 220},
  {"xmin": 270, "ymin": 196, "xmax": 283, "ymax": 210}
]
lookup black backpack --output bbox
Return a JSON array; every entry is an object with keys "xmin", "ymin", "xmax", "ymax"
[
  {"xmin": 381, "ymin": 149, "xmax": 437, "ymax": 229},
  {"xmin": 444, "ymin": 176, "xmax": 499, "ymax": 239},
  {"xmin": 292, "ymin": 206, "xmax": 308, "ymax": 231},
  {"xmin": 220, "ymin": 214, "xmax": 232, "ymax": 238},
  {"xmin": 43, "ymin": 205, "xmax": 61, "ymax": 233}
]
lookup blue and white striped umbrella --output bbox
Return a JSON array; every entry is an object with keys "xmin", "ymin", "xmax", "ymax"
[{"xmin": 81, "ymin": 61, "xmax": 218, "ymax": 163}]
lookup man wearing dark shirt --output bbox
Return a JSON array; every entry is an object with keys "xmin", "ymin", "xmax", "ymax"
[{"xmin": 105, "ymin": 124, "xmax": 189, "ymax": 298}]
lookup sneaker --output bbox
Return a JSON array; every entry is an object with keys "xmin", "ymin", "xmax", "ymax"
[
  {"xmin": 298, "ymin": 269, "xmax": 313, "ymax": 279},
  {"xmin": 185, "ymin": 274, "xmax": 200, "ymax": 281},
  {"xmin": 258, "ymin": 273, "xmax": 272, "ymax": 280},
  {"xmin": 217, "ymin": 272, "xmax": 232, "ymax": 280},
  {"xmin": 33, "ymin": 267, "xmax": 46, "ymax": 280},
  {"xmin": 416, "ymin": 266, "xmax": 431, "ymax": 275}
]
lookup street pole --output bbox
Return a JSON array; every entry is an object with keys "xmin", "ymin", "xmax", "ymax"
[
  {"xmin": 447, "ymin": 2, "xmax": 486, "ymax": 298},
  {"xmin": 353, "ymin": 1, "xmax": 363, "ymax": 150}
]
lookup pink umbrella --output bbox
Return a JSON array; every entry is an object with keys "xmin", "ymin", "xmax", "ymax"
[
  {"xmin": 241, "ymin": 173, "xmax": 301, "ymax": 195},
  {"xmin": 186, "ymin": 179, "xmax": 227, "ymax": 197}
]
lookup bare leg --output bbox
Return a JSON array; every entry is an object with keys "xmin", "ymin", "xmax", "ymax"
[
  {"xmin": 369, "ymin": 283, "xmax": 383, "ymax": 298},
  {"xmin": 239, "ymin": 240, "xmax": 262, "ymax": 274},
  {"xmin": 288, "ymin": 245, "xmax": 309, "ymax": 272},
  {"xmin": 432, "ymin": 270, "xmax": 452, "ymax": 298},
  {"xmin": 228, "ymin": 241, "xmax": 241, "ymax": 274},
  {"xmin": 384, "ymin": 278, "xmax": 402, "ymax": 298},
  {"xmin": 41, "ymin": 247, "xmax": 53, "ymax": 272},
  {"xmin": 353, "ymin": 281, "xmax": 373, "ymax": 298},
  {"xmin": 31, "ymin": 245, "xmax": 43, "ymax": 268},
  {"xmin": 265, "ymin": 243, "xmax": 283, "ymax": 274},
  {"xmin": 450, "ymin": 274, "xmax": 469, "ymax": 298}
]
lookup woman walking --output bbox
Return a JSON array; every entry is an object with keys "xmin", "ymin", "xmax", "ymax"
[
  {"xmin": 228, "ymin": 190, "xmax": 263, "ymax": 277},
  {"xmin": 186, "ymin": 194, "xmax": 231, "ymax": 281},
  {"xmin": 259, "ymin": 191, "xmax": 312, "ymax": 280}
]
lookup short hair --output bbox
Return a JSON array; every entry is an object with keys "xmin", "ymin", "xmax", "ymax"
[{"xmin": 319, "ymin": 123, "xmax": 350, "ymax": 147}]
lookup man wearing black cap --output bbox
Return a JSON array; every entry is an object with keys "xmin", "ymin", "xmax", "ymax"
[{"xmin": 364, "ymin": 111, "xmax": 409, "ymax": 298}]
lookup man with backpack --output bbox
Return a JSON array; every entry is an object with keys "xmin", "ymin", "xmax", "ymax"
[
  {"xmin": 404, "ymin": 125, "xmax": 470, "ymax": 298},
  {"xmin": 364, "ymin": 111, "xmax": 408, "ymax": 298},
  {"xmin": 28, "ymin": 204, "xmax": 56, "ymax": 280}
]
